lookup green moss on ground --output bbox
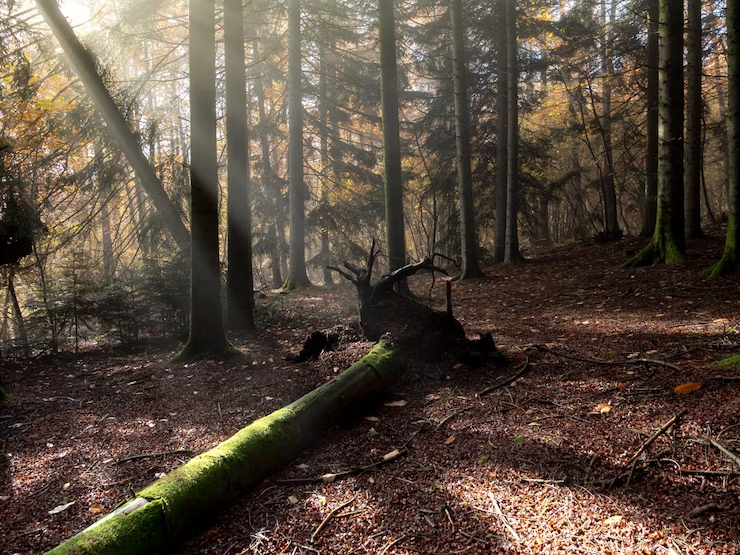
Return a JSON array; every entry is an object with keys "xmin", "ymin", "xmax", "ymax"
[{"xmin": 712, "ymin": 355, "xmax": 740, "ymax": 367}]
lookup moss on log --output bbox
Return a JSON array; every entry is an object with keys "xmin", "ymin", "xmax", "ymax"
[{"xmin": 47, "ymin": 341, "xmax": 406, "ymax": 555}]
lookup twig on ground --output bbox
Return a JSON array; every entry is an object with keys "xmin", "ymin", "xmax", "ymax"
[
  {"xmin": 444, "ymin": 504, "xmax": 455, "ymax": 533},
  {"xmin": 311, "ymin": 497, "xmax": 355, "ymax": 542},
  {"xmin": 520, "ymin": 477, "xmax": 566, "ymax": 484},
  {"xmin": 488, "ymin": 492, "xmax": 521, "ymax": 542},
  {"xmin": 437, "ymin": 407, "xmax": 472, "ymax": 429},
  {"xmin": 614, "ymin": 410, "xmax": 687, "ymax": 488},
  {"xmin": 116, "ymin": 449, "xmax": 194, "ymax": 464},
  {"xmin": 534, "ymin": 345, "xmax": 682, "ymax": 372},
  {"xmin": 478, "ymin": 356, "xmax": 530, "ymax": 397},
  {"xmin": 401, "ymin": 421, "xmax": 432, "ymax": 450},
  {"xmin": 679, "ymin": 468, "xmax": 740, "ymax": 477},
  {"xmin": 275, "ymin": 449, "xmax": 406, "ymax": 485},
  {"xmin": 704, "ymin": 435, "xmax": 740, "ymax": 467},
  {"xmin": 378, "ymin": 534, "xmax": 407, "ymax": 554}
]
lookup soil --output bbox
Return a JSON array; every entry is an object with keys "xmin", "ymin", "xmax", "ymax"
[{"xmin": 3, "ymin": 231, "xmax": 740, "ymax": 554}]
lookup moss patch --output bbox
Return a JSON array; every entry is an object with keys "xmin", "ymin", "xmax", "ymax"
[{"xmin": 712, "ymin": 355, "xmax": 740, "ymax": 367}]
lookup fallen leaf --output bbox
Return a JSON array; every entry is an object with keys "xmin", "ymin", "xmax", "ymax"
[
  {"xmin": 425, "ymin": 394, "xmax": 441, "ymax": 401},
  {"xmin": 364, "ymin": 416, "xmax": 380, "ymax": 422},
  {"xmin": 367, "ymin": 477, "xmax": 375, "ymax": 484},
  {"xmin": 287, "ymin": 495, "xmax": 299, "ymax": 504},
  {"xmin": 384, "ymin": 400, "xmax": 407, "ymax": 407},
  {"xmin": 321, "ymin": 473, "xmax": 337, "ymax": 483},
  {"xmin": 604, "ymin": 515, "xmax": 623, "ymax": 525},
  {"xmin": 89, "ymin": 503, "xmax": 103, "ymax": 514},
  {"xmin": 595, "ymin": 403, "xmax": 612, "ymax": 413},
  {"xmin": 49, "ymin": 501, "xmax": 75, "ymax": 515},
  {"xmin": 444, "ymin": 435, "xmax": 456, "ymax": 445},
  {"xmin": 62, "ymin": 482, "xmax": 71, "ymax": 490},
  {"xmin": 674, "ymin": 382, "xmax": 701, "ymax": 395}
]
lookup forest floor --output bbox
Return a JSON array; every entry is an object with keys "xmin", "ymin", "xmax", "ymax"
[{"xmin": 3, "ymin": 231, "xmax": 740, "ymax": 554}]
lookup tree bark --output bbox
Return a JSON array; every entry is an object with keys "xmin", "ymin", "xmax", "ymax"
[
  {"xmin": 319, "ymin": 43, "xmax": 335, "ymax": 286},
  {"xmin": 710, "ymin": 0, "xmax": 740, "ymax": 275},
  {"xmin": 626, "ymin": 0, "xmax": 684, "ymax": 266},
  {"xmin": 46, "ymin": 342, "xmax": 406, "ymax": 555},
  {"xmin": 600, "ymin": 0, "xmax": 620, "ymax": 240},
  {"xmin": 35, "ymin": 0, "xmax": 190, "ymax": 250},
  {"xmin": 685, "ymin": 0, "xmax": 703, "ymax": 239},
  {"xmin": 379, "ymin": 0, "xmax": 407, "ymax": 273},
  {"xmin": 641, "ymin": 0, "xmax": 659, "ymax": 237},
  {"xmin": 504, "ymin": 0, "xmax": 521, "ymax": 265},
  {"xmin": 284, "ymin": 0, "xmax": 312, "ymax": 289},
  {"xmin": 493, "ymin": 0, "xmax": 508, "ymax": 263},
  {"xmin": 253, "ymin": 40, "xmax": 283, "ymax": 289},
  {"xmin": 172, "ymin": 0, "xmax": 230, "ymax": 360},
  {"xmin": 450, "ymin": 0, "xmax": 484, "ymax": 279},
  {"xmin": 225, "ymin": 0, "xmax": 255, "ymax": 330}
]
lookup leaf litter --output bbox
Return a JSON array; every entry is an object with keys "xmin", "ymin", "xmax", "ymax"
[{"xmin": 2, "ymin": 234, "xmax": 740, "ymax": 553}]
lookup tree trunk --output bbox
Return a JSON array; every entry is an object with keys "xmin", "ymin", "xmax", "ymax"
[
  {"xmin": 225, "ymin": 0, "xmax": 255, "ymax": 330},
  {"xmin": 626, "ymin": 0, "xmax": 684, "ymax": 266},
  {"xmin": 641, "ymin": 0, "xmax": 659, "ymax": 237},
  {"xmin": 685, "ymin": 0, "xmax": 703, "ymax": 239},
  {"xmin": 600, "ymin": 0, "xmax": 620, "ymax": 240},
  {"xmin": 172, "ymin": 0, "xmax": 230, "ymax": 360},
  {"xmin": 504, "ymin": 0, "xmax": 521, "ymax": 265},
  {"xmin": 253, "ymin": 40, "xmax": 283, "ymax": 289},
  {"xmin": 493, "ymin": 0, "xmax": 508, "ymax": 263},
  {"xmin": 319, "ymin": 43, "xmax": 335, "ymax": 286},
  {"xmin": 46, "ymin": 342, "xmax": 406, "ymax": 555},
  {"xmin": 8, "ymin": 267, "xmax": 29, "ymax": 358},
  {"xmin": 35, "ymin": 0, "xmax": 190, "ymax": 250},
  {"xmin": 283, "ymin": 0, "xmax": 312, "ymax": 290},
  {"xmin": 379, "ymin": 0, "xmax": 407, "ymax": 273},
  {"xmin": 450, "ymin": 0, "xmax": 484, "ymax": 279},
  {"xmin": 710, "ymin": 0, "xmax": 740, "ymax": 275}
]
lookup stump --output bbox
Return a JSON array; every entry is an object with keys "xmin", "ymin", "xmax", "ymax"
[{"xmin": 328, "ymin": 241, "xmax": 491, "ymax": 362}]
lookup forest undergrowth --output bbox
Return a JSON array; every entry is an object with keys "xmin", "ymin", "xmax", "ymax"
[{"xmin": 3, "ymin": 232, "xmax": 740, "ymax": 554}]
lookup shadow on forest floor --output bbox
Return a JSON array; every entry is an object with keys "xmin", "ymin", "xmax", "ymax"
[{"xmin": 2, "ymin": 230, "xmax": 740, "ymax": 554}]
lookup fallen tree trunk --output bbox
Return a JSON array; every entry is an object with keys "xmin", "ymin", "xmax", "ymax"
[{"xmin": 47, "ymin": 341, "xmax": 406, "ymax": 555}]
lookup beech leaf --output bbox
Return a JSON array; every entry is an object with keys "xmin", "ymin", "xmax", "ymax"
[
  {"xmin": 89, "ymin": 503, "xmax": 103, "ymax": 514},
  {"xmin": 674, "ymin": 382, "xmax": 701, "ymax": 395},
  {"xmin": 604, "ymin": 515, "xmax": 623, "ymax": 525},
  {"xmin": 444, "ymin": 435, "xmax": 456, "ymax": 445},
  {"xmin": 384, "ymin": 400, "xmax": 407, "ymax": 407}
]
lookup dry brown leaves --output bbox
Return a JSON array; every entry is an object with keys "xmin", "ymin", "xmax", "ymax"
[{"xmin": 3, "ymin": 233, "xmax": 740, "ymax": 554}]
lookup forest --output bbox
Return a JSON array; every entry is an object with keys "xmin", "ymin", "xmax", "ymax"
[{"xmin": 2, "ymin": 0, "xmax": 740, "ymax": 552}]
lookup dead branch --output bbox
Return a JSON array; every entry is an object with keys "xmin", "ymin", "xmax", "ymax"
[
  {"xmin": 311, "ymin": 497, "xmax": 355, "ymax": 542},
  {"xmin": 378, "ymin": 257, "xmax": 448, "ymax": 290},
  {"xmin": 116, "ymin": 449, "xmax": 194, "ymax": 464},
  {"xmin": 478, "ymin": 356, "xmax": 530, "ymax": 396},
  {"xmin": 436, "ymin": 407, "xmax": 472, "ymax": 429},
  {"xmin": 488, "ymin": 493, "xmax": 521, "ymax": 542},
  {"xmin": 703, "ymin": 435, "xmax": 740, "ymax": 467},
  {"xmin": 615, "ymin": 410, "xmax": 687, "ymax": 488},
  {"xmin": 275, "ymin": 448, "xmax": 406, "ymax": 485},
  {"xmin": 679, "ymin": 468, "xmax": 740, "ymax": 477},
  {"xmin": 534, "ymin": 345, "xmax": 682, "ymax": 372},
  {"xmin": 327, "ymin": 265, "xmax": 356, "ymax": 284}
]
